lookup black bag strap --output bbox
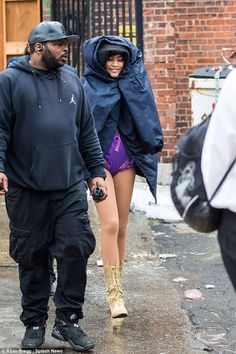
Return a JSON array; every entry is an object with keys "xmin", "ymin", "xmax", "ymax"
[{"xmin": 209, "ymin": 156, "xmax": 236, "ymax": 202}]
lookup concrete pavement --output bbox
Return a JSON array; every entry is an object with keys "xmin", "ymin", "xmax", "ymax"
[{"xmin": 0, "ymin": 180, "xmax": 204, "ymax": 353}]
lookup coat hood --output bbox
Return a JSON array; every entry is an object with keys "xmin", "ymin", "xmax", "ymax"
[{"xmin": 83, "ymin": 35, "xmax": 141, "ymax": 80}]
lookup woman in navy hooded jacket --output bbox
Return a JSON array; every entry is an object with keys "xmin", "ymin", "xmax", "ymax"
[{"xmin": 82, "ymin": 35, "xmax": 163, "ymax": 318}]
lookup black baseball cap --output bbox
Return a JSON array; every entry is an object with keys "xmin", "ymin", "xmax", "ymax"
[
  {"xmin": 28, "ymin": 21, "xmax": 79, "ymax": 45},
  {"xmin": 97, "ymin": 43, "xmax": 130, "ymax": 65}
]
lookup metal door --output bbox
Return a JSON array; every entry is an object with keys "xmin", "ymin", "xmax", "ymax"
[{"xmin": 48, "ymin": 0, "xmax": 143, "ymax": 74}]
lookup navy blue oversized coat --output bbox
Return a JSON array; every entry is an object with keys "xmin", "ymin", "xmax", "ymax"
[{"xmin": 82, "ymin": 35, "xmax": 163, "ymax": 200}]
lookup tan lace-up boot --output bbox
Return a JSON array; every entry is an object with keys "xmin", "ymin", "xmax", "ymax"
[
  {"xmin": 104, "ymin": 265, "xmax": 128, "ymax": 318},
  {"xmin": 118, "ymin": 262, "xmax": 124, "ymax": 277},
  {"xmin": 117, "ymin": 262, "xmax": 125, "ymax": 293}
]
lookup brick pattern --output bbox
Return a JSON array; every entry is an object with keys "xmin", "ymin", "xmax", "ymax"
[
  {"xmin": 143, "ymin": 0, "xmax": 236, "ymax": 162},
  {"xmin": 143, "ymin": 0, "xmax": 176, "ymax": 163}
]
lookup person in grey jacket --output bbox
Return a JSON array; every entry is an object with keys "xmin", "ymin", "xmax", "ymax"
[{"xmin": 0, "ymin": 21, "xmax": 107, "ymax": 351}]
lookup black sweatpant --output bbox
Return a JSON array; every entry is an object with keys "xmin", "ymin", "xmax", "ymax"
[
  {"xmin": 218, "ymin": 209, "xmax": 236, "ymax": 291},
  {"xmin": 5, "ymin": 181, "xmax": 96, "ymax": 326}
]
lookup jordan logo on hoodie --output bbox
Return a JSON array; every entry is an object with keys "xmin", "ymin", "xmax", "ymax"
[{"xmin": 70, "ymin": 94, "xmax": 76, "ymax": 105}]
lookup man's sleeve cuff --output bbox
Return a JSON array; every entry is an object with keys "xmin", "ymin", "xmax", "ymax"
[{"xmin": 90, "ymin": 166, "xmax": 106, "ymax": 179}]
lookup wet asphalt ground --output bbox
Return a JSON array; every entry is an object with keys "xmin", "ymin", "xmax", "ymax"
[
  {"xmin": 1, "ymin": 189, "xmax": 236, "ymax": 353},
  {"xmin": 0, "ymin": 194, "xmax": 203, "ymax": 354},
  {"xmin": 150, "ymin": 220, "xmax": 236, "ymax": 353}
]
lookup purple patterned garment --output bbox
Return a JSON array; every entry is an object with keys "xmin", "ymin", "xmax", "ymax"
[{"xmin": 104, "ymin": 131, "xmax": 135, "ymax": 176}]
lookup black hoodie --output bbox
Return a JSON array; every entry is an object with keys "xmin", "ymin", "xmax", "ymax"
[{"xmin": 0, "ymin": 56, "xmax": 105, "ymax": 191}]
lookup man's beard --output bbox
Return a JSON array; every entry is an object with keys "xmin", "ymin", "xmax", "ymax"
[{"xmin": 41, "ymin": 46, "xmax": 63, "ymax": 70}]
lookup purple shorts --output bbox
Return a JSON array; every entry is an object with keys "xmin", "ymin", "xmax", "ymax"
[{"xmin": 104, "ymin": 132, "xmax": 135, "ymax": 176}]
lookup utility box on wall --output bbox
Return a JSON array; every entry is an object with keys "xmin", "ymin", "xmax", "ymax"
[
  {"xmin": 189, "ymin": 66, "xmax": 231, "ymax": 126},
  {"xmin": 0, "ymin": 0, "xmax": 41, "ymax": 71}
]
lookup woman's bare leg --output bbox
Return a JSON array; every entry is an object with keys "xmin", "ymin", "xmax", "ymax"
[
  {"xmin": 113, "ymin": 167, "xmax": 136, "ymax": 263},
  {"xmin": 95, "ymin": 170, "xmax": 120, "ymax": 266},
  {"xmin": 95, "ymin": 168, "xmax": 135, "ymax": 318},
  {"xmin": 95, "ymin": 167, "xmax": 135, "ymax": 265}
]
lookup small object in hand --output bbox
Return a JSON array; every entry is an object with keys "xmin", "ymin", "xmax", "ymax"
[{"xmin": 91, "ymin": 182, "xmax": 104, "ymax": 201}]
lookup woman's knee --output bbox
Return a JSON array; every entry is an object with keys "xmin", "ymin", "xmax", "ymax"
[{"xmin": 102, "ymin": 219, "xmax": 119, "ymax": 236}]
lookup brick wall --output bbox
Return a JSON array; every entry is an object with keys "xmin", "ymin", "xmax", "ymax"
[
  {"xmin": 143, "ymin": 0, "xmax": 176, "ymax": 163},
  {"xmin": 143, "ymin": 0, "xmax": 236, "ymax": 162}
]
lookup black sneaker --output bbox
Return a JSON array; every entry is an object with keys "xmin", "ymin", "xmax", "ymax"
[
  {"xmin": 21, "ymin": 325, "xmax": 45, "ymax": 349},
  {"xmin": 52, "ymin": 320, "xmax": 95, "ymax": 351}
]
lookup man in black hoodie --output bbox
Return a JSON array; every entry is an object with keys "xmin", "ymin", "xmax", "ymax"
[{"xmin": 0, "ymin": 21, "xmax": 107, "ymax": 351}]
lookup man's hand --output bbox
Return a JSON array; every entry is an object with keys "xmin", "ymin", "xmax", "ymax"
[
  {"xmin": 0, "ymin": 172, "xmax": 8, "ymax": 195},
  {"xmin": 88, "ymin": 177, "xmax": 107, "ymax": 203}
]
